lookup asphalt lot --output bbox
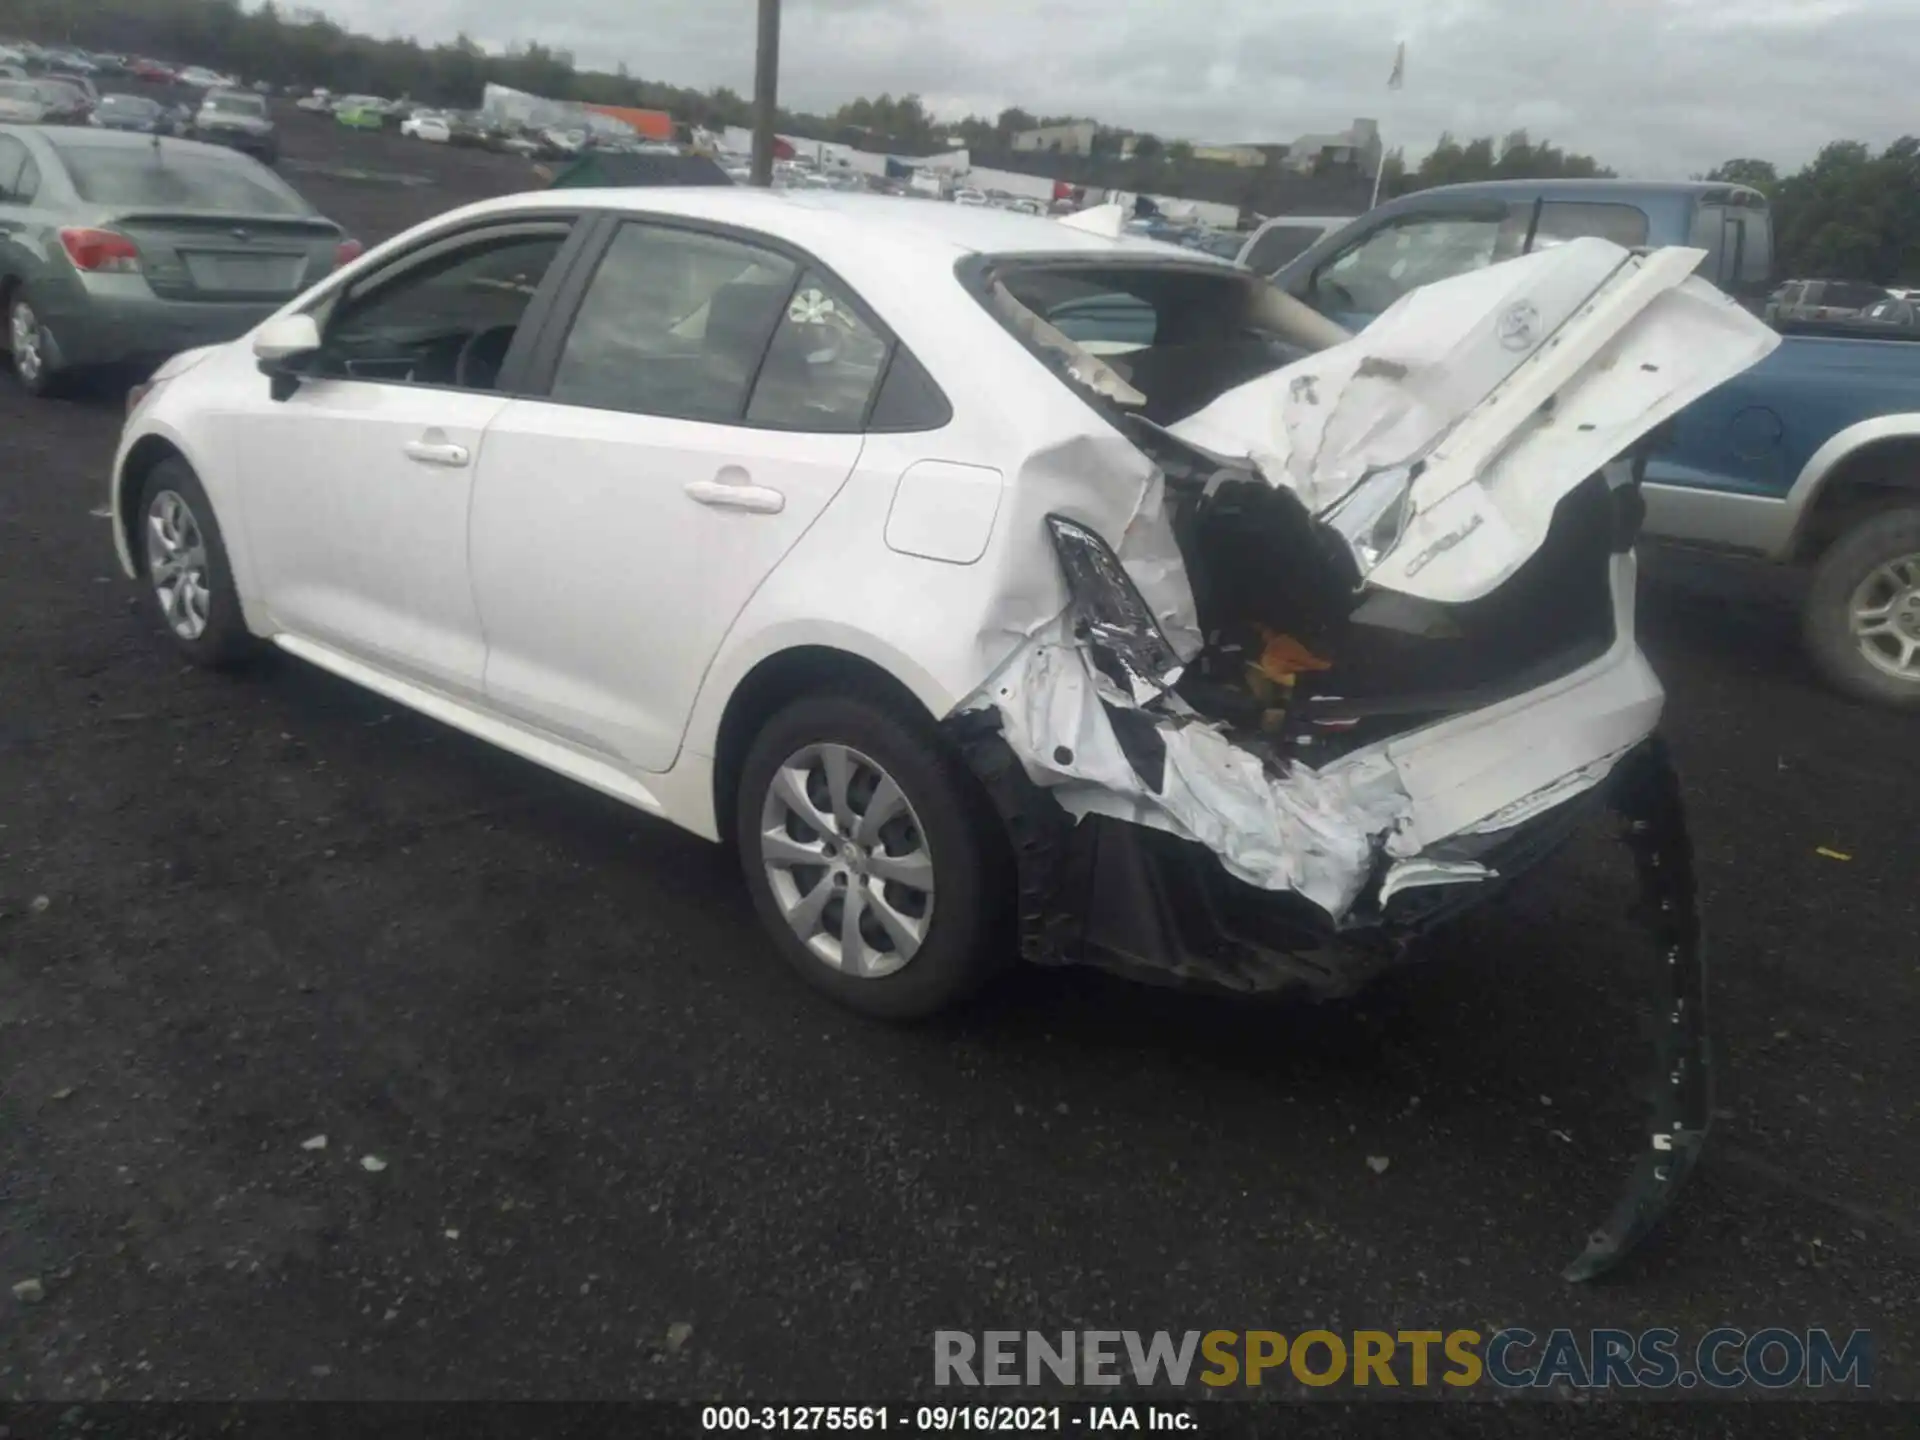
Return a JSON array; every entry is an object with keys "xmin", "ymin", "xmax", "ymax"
[{"xmin": 1, "ymin": 108, "xmax": 1917, "ymax": 1411}]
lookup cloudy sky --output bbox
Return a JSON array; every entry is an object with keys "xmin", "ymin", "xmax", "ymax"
[{"xmin": 300, "ymin": 0, "xmax": 1918, "ymax": 176}]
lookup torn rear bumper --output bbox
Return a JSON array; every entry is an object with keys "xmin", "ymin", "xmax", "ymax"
[{"xmin": 955, "ymin": 719, "xmax": 1709, "ymax": 1281}]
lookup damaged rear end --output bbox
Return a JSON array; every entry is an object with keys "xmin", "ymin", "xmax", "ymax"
[{"xmin": 948, "ymin": 236, "xmax": 1776, "ymax": 1278}]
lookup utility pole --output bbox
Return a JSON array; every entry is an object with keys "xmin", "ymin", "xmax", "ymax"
[{"xmin": 749, "ymin": 0, "xmax": 781, "ymax": 187}]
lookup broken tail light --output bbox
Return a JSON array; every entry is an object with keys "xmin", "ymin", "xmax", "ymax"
[
  {"xmin": 59, "ymin": 228, "xmax": 141, "ymax": 274},
  {"xmin": 1046, "ymin": 515, "xmax": 1184, "ymax": 702}
]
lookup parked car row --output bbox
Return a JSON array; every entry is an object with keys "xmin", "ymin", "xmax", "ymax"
[
  {"xmin": 0, "ymin": 40, "xmax": 237, "ymax": 89},
  {"xmin": 0, "ymin": 70, "xmax": 278, "ymax": 164}
]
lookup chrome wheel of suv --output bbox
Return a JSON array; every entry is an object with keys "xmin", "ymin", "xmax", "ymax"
[
  {"xmin": 759, "ymin": 742, "xmax": 935, "ymax": 979},
  {"xmin": 1848, "ymin": 551, "xmax": 1920, "ymax": 683}
]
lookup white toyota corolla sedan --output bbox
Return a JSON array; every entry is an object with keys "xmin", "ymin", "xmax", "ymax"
[
  {"xmin": 109, "ymin": 188, "xmax": 1774, "ymax": 1030},
  {"xmin": 111, "ymin": 187, "xmax": 1783, "ymax": 1275}
]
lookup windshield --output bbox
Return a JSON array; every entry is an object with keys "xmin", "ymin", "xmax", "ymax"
[
  {"xmin": 51, "ymin": 140, "xmax": 313, "ymax": 214},
  {"xmin": 208, "ymin": 93, "xmax": 265, "ymax": 116}
]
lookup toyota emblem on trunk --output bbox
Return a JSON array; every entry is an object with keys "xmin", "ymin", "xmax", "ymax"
[{"xmin": 1498, "ymin": 300, "xmax": 1540, "ymax": 352}]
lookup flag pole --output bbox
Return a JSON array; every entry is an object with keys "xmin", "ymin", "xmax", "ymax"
[{"xmin": 1372, "ymin": 40, "xmax": 1404, "ymax": 210}]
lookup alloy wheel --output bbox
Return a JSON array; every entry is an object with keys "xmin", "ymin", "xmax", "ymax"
[
  {"xmin": 145, "ymin": 489, "xmax": 212, "ymax": 641},
  {"xmin": 1848, "ymin": 551, "xmax": 1920, "ymax": 683},
  {"xmin": 9, "ymin": 300, "xmax": 43, "ymax": 385},
  {"xmin": 759, "ymin": 743, "xmax": 936, "ymax": 978}
]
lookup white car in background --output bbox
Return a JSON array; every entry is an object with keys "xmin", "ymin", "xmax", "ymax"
[
  {"xmin": 176, "ymin": 66, "xmax": 233, "ymax": 90},
  {"xmin": 401, "ymin": 111, "xmax": 451, "ymax": 142},
  {"xmin": 295, "ymin": 88, "xmax": 333, "ymax": 114},
  {"xmin": 0, "ymin": 77, "xmax": 51, "ymax": 122},
  {"xmin": 952, "ymin": 188, "xmax": 987, "ymax": 207},
  {"xmin": 108, "ymin": 189, "xmax": 1776, "ymax": 1274}
]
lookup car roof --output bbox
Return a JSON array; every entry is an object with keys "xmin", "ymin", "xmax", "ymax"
[
  {"xmin": 446, "ymin": 187, "xmax": 1208, "ymax": 264},
  {"xmin": 20, "ymin": 124, "xmax": 254, "ymax": 160},
  {"xmin": 1398, "ymin": 177, "xmax": 1769, "ymax": 206}
]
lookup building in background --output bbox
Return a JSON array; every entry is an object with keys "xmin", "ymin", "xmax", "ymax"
[
  {"xmin": 1012, "ymin": 121, "xmax": 1098, "ymax": 156},
  {"xmin": 1190, "ymin": 143, "xmax": 1269, "ymax": 168},
  {"xmin": 1282, "ymin": 117, "xmax": 1381, "ymax": 174}
]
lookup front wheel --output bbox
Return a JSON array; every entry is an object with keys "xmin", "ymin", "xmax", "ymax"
[
  {"xmin": 1802, "ymin": 506, "xmax": 1920, "ymax": 709},
  {"xmin": 736, "ymin": 693, "xmax": 1012, "ymax": 1020},
  {"xmin": 137, "ymin": 459, "xmax": 261, "ymax": 670}
]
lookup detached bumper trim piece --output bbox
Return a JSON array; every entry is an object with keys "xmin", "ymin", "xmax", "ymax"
[{"xmin": 1564, "ymin": 736, "xmax": 1710, "ymax": 1282}]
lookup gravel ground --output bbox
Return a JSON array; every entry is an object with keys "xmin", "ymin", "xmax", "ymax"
[{"xmin": 1, "ymin": 105, "xmax": 1916, "ymax": 1416}]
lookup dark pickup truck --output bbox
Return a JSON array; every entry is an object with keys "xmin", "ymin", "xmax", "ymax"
[{"xmin": 1266, "ymin": 180, "xmax": 1920, "ymax": 709}]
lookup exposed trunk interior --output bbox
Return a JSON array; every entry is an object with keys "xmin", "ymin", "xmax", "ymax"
[
  {"xmin": 971, "ymin": 252, "xmax": 1638, "ymax": 765},
  {"xmin": 1163, "ymin": 465, "xmax": 1625, "ymax": 762}
]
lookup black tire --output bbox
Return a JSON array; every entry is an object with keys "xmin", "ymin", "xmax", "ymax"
[
  {"xmin": 136, "ymin": 459, "xmax": 261, "ymax": 670},
  {"xmin": 7, "ymin": 294, "xmax": 64, "ymax": 398},
  {"xmin": 1802, "ymin": 505, "xmax": 1920, "ymax": 710},
  {"xmin": 735, "ymin": 692, "xmax": 1013, "ymax": 1021}
]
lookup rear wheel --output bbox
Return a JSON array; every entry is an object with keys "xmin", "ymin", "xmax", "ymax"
[
  {"xmin": 736, "ymin": 693, "xmax": 1012, "ymax": 1020},
  {"xmin": 137, "ymin": 460, "xmax": 261, "ymax": 670},
  {"xmin": 1803, "ymin": 506, "xmax": 1920, "ymax": 709},
  {"xmin": 7, "ymin": 294, "xmax": 63, "ymax": 398}
]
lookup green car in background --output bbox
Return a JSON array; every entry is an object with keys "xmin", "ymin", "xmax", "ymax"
[
  {"xmin": 334, "ymin": 98, "xmax": 388, "ymax": 130},
  {"xmin": 0, "ymin": 125, "xmax": 352, "ymax": 396}
]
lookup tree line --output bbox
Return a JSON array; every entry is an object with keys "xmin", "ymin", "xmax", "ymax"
[{"xmin": 10, "ymin": 0, "xmax": 1916, "ymax": 282}]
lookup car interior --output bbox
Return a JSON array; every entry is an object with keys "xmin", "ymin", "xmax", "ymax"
[{"xmin": 311, "ymin": 229, "xmax": 568, "ymax": 389}]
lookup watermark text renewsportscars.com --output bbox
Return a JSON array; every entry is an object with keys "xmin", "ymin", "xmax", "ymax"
[{"xmin": 934, "ymin": 1328, "xmax": 1873, "ymax": 1391}]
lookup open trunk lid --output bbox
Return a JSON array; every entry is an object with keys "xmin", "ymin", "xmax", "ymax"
[{"xmin": 1167, "ymin": 237, "xmax": 1780, "ymax": 602}]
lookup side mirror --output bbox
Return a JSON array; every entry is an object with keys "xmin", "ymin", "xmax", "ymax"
[
  {"xmin": 253, "ymin": 313, "xmax": 320, "ymax": 400},
  {"xmin": 254, "ymin": 312, "xmax": 320, "ymax": 363}
]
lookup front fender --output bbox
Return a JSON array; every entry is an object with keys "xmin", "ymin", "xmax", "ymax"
[{"xmin": 111, "ymin": 407, "xmax": 266, "ymax": 635}]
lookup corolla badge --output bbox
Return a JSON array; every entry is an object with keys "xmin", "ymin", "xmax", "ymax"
[{"xmin": 1497, "ymin": 299, "xmax": 1540, "ymax": 352}]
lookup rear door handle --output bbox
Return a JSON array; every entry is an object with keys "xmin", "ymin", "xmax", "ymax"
[
  {"xmin": 684, "ymin": 478, "xmax": 786, "ymax": 514},
  {"xmin": 403, "ymin": 438, "xmax": 470, "ymax": 468}
]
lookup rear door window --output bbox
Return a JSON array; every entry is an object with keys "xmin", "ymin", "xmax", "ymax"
[
  {"xmin": 1688, "ymin": 205, "xmax": 1731, "ymax": 284},
  {"xmin": 547, "ymin": 221, "xmax": 799, "ymax": 423},
  {"xmin": 1529, "ymin": 201, "xmax": 1650, "ymax": 250},
  {"xmin": 1309, "ymin": 208, "xmax": 1525, "ymax": 316},
  {"xmin": 1730, "ymin": 211, "xmax": 1771, "ymax": 289}
]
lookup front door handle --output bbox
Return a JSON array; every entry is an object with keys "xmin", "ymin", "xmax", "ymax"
[
  {"xmin": 684, "ymin": 477, "xmax": 786, "ymax": 514},
  {"xmin": 403, "ymin": 437, "xmax": 470, "ymax": 468}
]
